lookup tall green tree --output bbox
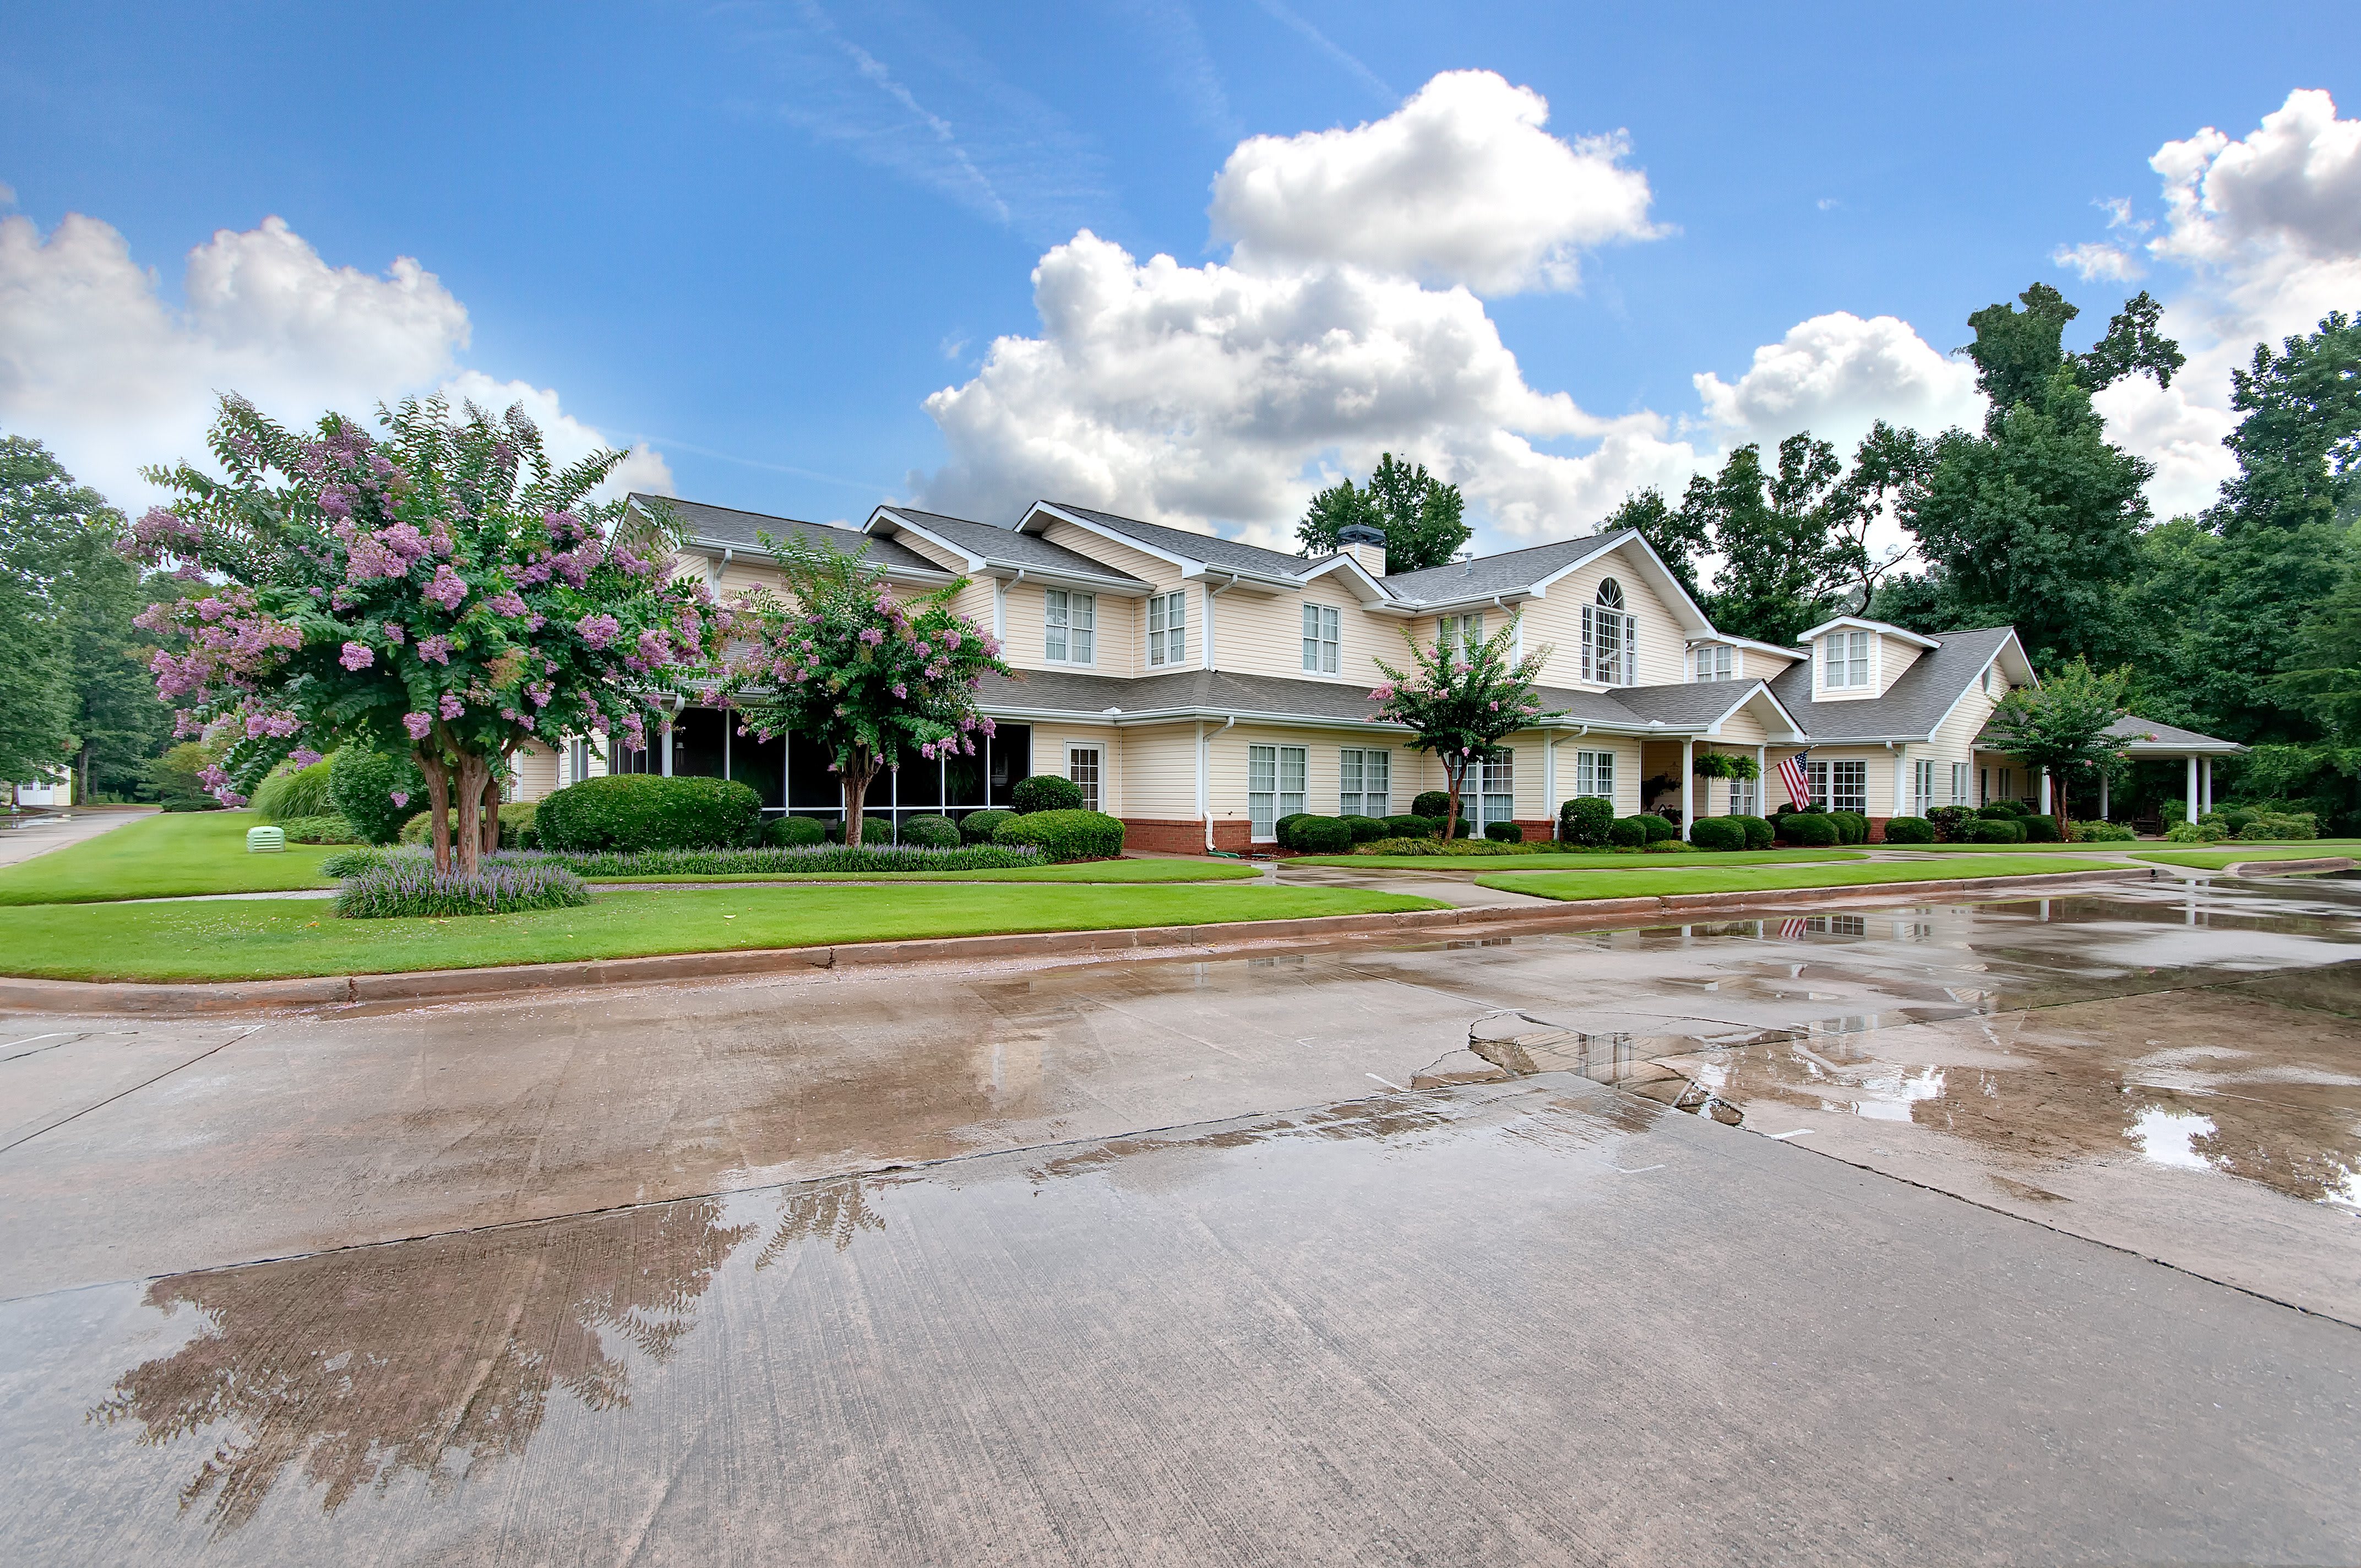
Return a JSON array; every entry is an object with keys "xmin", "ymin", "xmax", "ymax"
[
  {"xmin": 0, "ymin": 437, "xmax": 91, "ymax": 804},
  {"xmin": 1981, "ymin": 657, "xmax": 2134, "ymax": 818},
  {"xmin": 1905, "ymin": 282, "xmax": 2180, "ymax": 668},
  {"xmin": 1368, "ymin": 618, "xmax": 1558, "ymax": 842},
  {"xmin": 1297, "ymin": 453, "xmax": 1470, "ymax": 574}
]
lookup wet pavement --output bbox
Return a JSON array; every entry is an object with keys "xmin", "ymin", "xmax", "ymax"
[
  {"xmin": 4, "ymin": 872, "xmax": 2360, "ymax": 1562},
  {"xmin": 0, "ymin": 805, "xmax": 150, "ymax": 867}
]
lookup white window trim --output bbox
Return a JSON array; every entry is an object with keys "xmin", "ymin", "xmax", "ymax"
[
  {"xmin": 1302, "ymin": 603, "xmax": 1342, "ymax": 676},
  {"xmin": 1581, "ymin": 604, "xmax": 1638, "ymax": 687},
  {"xmin": 1065, "ymin": 742, "xmax": 1104, "ymax": 813},
  {"xmin": 1247, "ymin": 743, "xmax": 1308, "ymax": 841},
  {"xmin": 1044, "ymin": 588, "xmax": 1097, "ymax": 667},
  {"xmin": 1339, "ymin": 746, "xmax": 1391, "ymax": 818},
  {"xmin": 1147, "ymin": 590, "xmax": 1186, "ymax": 668},
  {"xmin": 1574, "ymin": 748, "xmax": 1615, "ymax": 801},
  {"xmin": 1693, "ymin": 643, "xmax": 1734, "ymax": 683},
  {"xmin": 1820, "ymin": 630, "xmax": 1875, "ymax": 693}
]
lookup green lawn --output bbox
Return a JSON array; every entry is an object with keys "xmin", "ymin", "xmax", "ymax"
[
  {"xmin": 1870, "ymin": 840, "xmax": 2127, "ymax": 853},
  {"xmin": 1477, "ymin": 856, "xmax": 2123, "ymax": 902},
  {"xmin": 2132, "ymin": 846, "xmax": 2361, "ymax": 870},
  {"xmin": 0, "ymin": 811, "xmax": 338, "ymax": 905},
  {"xmin": 586, "ymin": 858, "xmax": 1263, "ymax": 885},
  {"xmin": 1290, "ymin": 848, "xmax": 1870, "ymax": 871},
  {"xmin": 0, "ymin": 883, "xmax": 1445, "ymax": 982}
]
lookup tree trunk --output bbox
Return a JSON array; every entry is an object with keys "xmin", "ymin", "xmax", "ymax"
[
  {"xmin": 840, "ymin": 758, "xmax": 879, "ymax": 847},
  {"xmin": 415, "ymin": 749, "xmax": 454, "ymax": 874},
  {"xmin": 453, "ymin": 751, "xmax": 490, "ymax": 877},
  {"xmin": 480, "ymin": 755, "xmax": 505, "ymax": 859},
  {"xmin": 1443, "ymin": 756, "xmax": 1466, "ymax": 843}
]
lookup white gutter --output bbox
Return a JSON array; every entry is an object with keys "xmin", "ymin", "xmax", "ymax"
[
  {"xmin": 1203, "ymin": 571, "xmax": 1243, "ymax": 670},
  {"xmin": 1203, "ymin": 715, "xmax": 1237, "ymax": 851}
]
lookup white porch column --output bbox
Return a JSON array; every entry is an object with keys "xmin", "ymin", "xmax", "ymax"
[
  {"xmin": 2039, "ymin": 768, "xmax": 2052, "ymax": 815},
  {"xmin": 1543, "ymin": 734, "xmax": 1558, "ymax": 841},
  {"xmin": 1756, "ymin": 744, "xmax": 1767, "ymax": 816},
  {"xmin": 1895, "ymin": 748, "xmax": 1910, "ymax": 821},
  {"xmin": 661, "ymin": 724, "xmax": 673, "ymax": 777},
  {"xmin": 1680, "ymin": 739, "xmax": 1694, "ymax": 840},
  {"xmin": 2185, "ymin": 756, "xmax": 2199, "ymax": 823},
  {"xmin": 2098, "ymin": 767, "xmax": 2109, "ymax": 821},
  {"xmin": 2202, "ymin": 756, "xmax": 2215, "ymax": 813}
]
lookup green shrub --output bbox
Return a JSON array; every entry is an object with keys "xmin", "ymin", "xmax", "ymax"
[
  {"xmin": 1275, "ymin": 813, "xmax": 1318, "ymax": 848},
  {"xmin": 1780, "ymin": 814, "xmax": 1839, "ymax": 847},
  {"xmin": 2164, "ymin": 820, "xmax": 2224, "ymax": 843},
  {"xmin": 329, "ymin": 749, "xmax": 427, "ymax": 845},
  {"xmin": 1342, "ymin": 815, "xmax": 1389, "ymax": 843},
  {"xmin": 1607, "ymin": 817, "xmax": 1648, "ymax": 848},
  {"xmin": 248, "ymin": 756, "xmax": 339, "ymax": 822},
  {"xmin": 1688, "ymin": 816, "xmax": 1746, "ymax": 851},
  {"xmin": 401, "ymin": 800, "xmax": 538, "ymax": 850},
  {"xmin": 2071, "ymin": 819, "xmax": 2136, "ymax": 842},
  {"xmin": 1826, "ymin": 810, "xmax": 1868, "ymax": 845},
  {"xmin": 536, "ymin": 775, "xmax": 762, "ymax": 852},
  {"xmin": 1644, "ymin": 840, "xmax": 1694, "ymax": 854},
  {"xmin": 899, "ymin": 813, "xmax": 960, "ymax": 848},
  {"xmin": 1972, "ymin": 818, "xmax": 2026, "ymax": 843},
  {"xmin": 826, "ymin": 815, "xmax": 897, "ymax": 845},
  {"xmin": 319, "ymin": 846, "xmax": 392, "ymax": 877},
  {"xmin": 1881, "ymin": 815, "xmax": 1935, "ymax": 844},
  {"xmin": 1559, "ymin": 796, "xmax": 1614, "ymax": 848},
  {"xmin": 1012, "ymin": 775, "xmax": 1084, "ymax": 814},
  {"xmin": 503, "ymin": 843, "xmax": 1041, "ymax": 876},
  {"xmin": 1356, "ymin": 836, "xmax": 1533, "ymax": 857},
  {"xmin": 765, "ymin": 815, "xmax": 827, "ymax": 847},
  {"xmin": 1927, "ymin": 805, "xmax": 1977, "ymax": 843},
  {"xmin": 2019, "ymin": 814, "xmax": 2061, "ymax": 843},
  {"xmin": 993, "ymin": 808, "xmax": 1124, "ymax": 862},
  {"xmin": 1633, "ymin": 813, "xmax": 1677, "ymax": 843},
  {"xmin": 1484, "ymin": 820, "xmax": 1525, "ymax": 843},
  {"xmin": 1733, "ymin": 814, "xmax": 1774, "ymax": 851},
  {"xmin": 1380, "ymin": 814, "xmax": 1439, "ymax": 840},
  {"xmin": 1357, "ymin": 836, "xmax": 1446, "ymax": 856},
  {"xmin": 1978, "ymin": 800, "xmax": 2025, "ymax": 818},
  {"xmin": 1293, "ymin": 816, "xmax": 1355, "ymax": 853},
  {"xmin": 332, "ymin": 857, "xmax": 590, "ymax": 919},
  {"xmin": 279, "ymin": 814, "xmax": 362, "ymax": 845},
  {"xmin": 1411, "ymin": 790, "xmax": 1451, "ymax": 819},
  {"xmin": 960, "ymin": 808, "xmax": 1016, "ymax": 845},
  {"xmin": 2239, "ymin": 809, "xmax": 2318, "ymax": 840}
]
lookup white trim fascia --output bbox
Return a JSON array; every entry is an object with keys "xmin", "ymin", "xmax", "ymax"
[
  {"xmin": 1691, "ymin": 631, "xmax": 1805, "ymax": 661},
  {"xmin": 1689, "ymin": 680, "xmax": 1808, "ymax": 743},
  {"xmin": 871, "ymin": 508, "xmax": 1152, "ymax": 596},
  {"xmin": 1922, "ymin": 631, "xmax": 2038, "ymax": 744},
  {"xmin": 977, "ymin": 699, "xmax": 1717, "ymax": 740},
  {"xmin": 677, "ymin": 536, "xmax": 956, "ymax": 587},
  {"xmin": 1525, "ymin": 530, "xmax": 1718, "ymax": 637},
  {"xmin": 1297, "ymin": 552, "xmax": 1390, "ymax": 600},
  {"xmin": 1794, "ymin": 614, "xmax": 1941, "ymax": 650},
  {"xmin": 1024, "ymin": 502, "xmax": 1303, "ymax": 591}
]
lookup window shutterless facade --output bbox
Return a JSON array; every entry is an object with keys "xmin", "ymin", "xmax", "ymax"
[
  {"xmin": 1066, "ymin": 745, "xmax": 1102, "ymax": 813},
  {"xmin": 1693, "ymin": 643, "xmax": 1733, "ymax": 682},
  {"xmin": 1302, "ymin": 604, "xmax": 1341, "ymax": 673},
  {"xmin": 1951, "ymin": 763, "xmax": 1971, "ymax": 807},
  {"xmin": 1728, "ymin": 775, "xmax": 1758, "ymax": 816},
  {"xmin": 1338, "ymin": 747, "xmax": 1390, "ymax": 818},
  {"xmin": 1436, "ymin": 612, "xmax": 1483, "ymax": 662},
  {"xmin": 1044, "ymin": 589, "xmax": 1095, "ymax": 665},
  {"xmin": 1821, "ymin": 630, "xmax": 1872, "ymax": 690},
  {"xmin": 1912, "ymin": 759, "xmax": 1936, "ymax": 816},
  {"xmin": 1574, "ymin": 748, "xmax": 1615, "ymax": 801},
  {"xmin": 1146, "ymin": 591, "xmax": 1185, "ymax": 667},
  {"xmin": 1476, "ymin": 750, "xmax": 1515, "ymax": 830},
  {"xmin": 1808, "ymin": 759, "xmax": 1868, "ymax": 814},
  {"xmin": 1248, "ymin": 744, "xmax": 1307, "ymax": 839},
  {"xmin": 1581, "ymin": 580, "xmax": 1636, "ymax": 685}
]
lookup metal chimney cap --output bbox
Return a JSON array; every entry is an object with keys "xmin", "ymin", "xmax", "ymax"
[{"xmin": 1336, "ymin": 521, "xmax": 1386, "ymax": 547}]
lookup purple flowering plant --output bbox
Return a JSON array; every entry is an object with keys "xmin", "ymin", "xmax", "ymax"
[
  {"xmin": 717, "ymin": 531, "xmax": 1008, "ymax": 847},
  {"xmin": 1367, "ymin": 616, "xmax": 1559, "ymax": 843},
  {"xmin": 126, "ymin": 394, "xmax": 731, "ymax": 873}
]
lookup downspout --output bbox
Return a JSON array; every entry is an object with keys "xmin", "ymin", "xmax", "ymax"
[
  {"xmin": 1204, "ymin": 714, "xmax": 1238, "ymax": 855},
  {"xmin": 1203, "ymin": 571, "xmax": 1242, "ymax": 670}
]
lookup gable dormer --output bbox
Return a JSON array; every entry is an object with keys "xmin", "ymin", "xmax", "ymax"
[{"xmin": 1795, "ymin": 616, "xmax": 1939, "ymax": 701}]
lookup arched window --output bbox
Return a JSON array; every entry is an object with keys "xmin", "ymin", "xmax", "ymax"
[{"xmin": 1584, "ymin": 579, "xmax": 1636, "ymax": 684}]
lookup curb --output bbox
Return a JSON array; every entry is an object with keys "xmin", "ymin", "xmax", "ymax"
[
  {"xmin": 0, "ymin": 866, "xmax": 2156, "ymax": 1017},
  {"xmin": 2216, "ymin": 856, "xmax": 2357, "ymax": 878}
]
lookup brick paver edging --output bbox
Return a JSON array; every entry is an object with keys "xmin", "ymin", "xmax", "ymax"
[{"xmin": 0, "ymin": 867, "xmax": 2158, "ymax": 1016}]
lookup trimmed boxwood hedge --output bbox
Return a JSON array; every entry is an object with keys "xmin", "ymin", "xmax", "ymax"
[
  {"xmin": 1275, "ymin": 813, "xmax": 1315, "ymax": 847},
  {"xmin": 900, "ymin": 813, "xmax": 960, "ymax": 848},
  {"xmin": 1978, "ymin": 801, "xmax": 2024, "ymax": 819},
  {"xmin": 827, "ymin": 814, "xmax": 897, "ymax": 845},
  {"xmin": 1381, "ymin": 814, "xmax": 1439, "ymax": 840},
  {"xmin": 992, "ymin": 808, "xmax": 1125, "ymax": 862},
  {"xmin": 1633, "ymin": 813, "xmax": 1678, "ymax": 844},
  {"xmin": 2019, "ymin": 813, "xmax": 2061, "ymax": 843},
  {"xmin": 1825, "ymin": 810, "xmax": 1868, "ymax": 845},
  {"xmin": 1972, "ymin": 818, "xmax": 2025, "ymax": 842},
  {"xmin": 400, "ymin": 799, "xmax": 539, "ymax": 850},
  {"xmin": 1607, "ymin": 817, "xmax": 1648, "ymax": 848},
  {"xmin": 1342, "ymin": 815, "xmax": 1389, "ymax": 843},
  {"xmin": 1484, "ymin": 820, "xmax": 1525, "ymax": 843},
  {"xmin": 1732, "ymin": 814, "xmax": 1774, "ymax": 851},
  {"xmin": 1688, "ymin": 816, "xmax": 1746, "ymax": 851},
  {"xmin": 764, "ymin": 815, "xmax": 827, "ymax": 847},
  {"xmin": 1012, "ymin": 775, "xmax": 1085, "ymax": 814},
  {"xmin": 1779, "ymin": 813, "xmax": 1840, "ymax": 847},
  {"xmin": 1882, "ymin": 815, "xmax": 1936, "ymax": 843},
  {"xmin": 960, "ymin": 808, "xmax": 1016, "ymax": 845},
  {"xmin": 330, "ymin": 749, "xmax": 427, "ymax": 845},
  {"xmin": 1559, "ymin": 796, "xmax": 1614, "ymax": 848},
  {"xmin": 536, "ymin": 775, "xmax": 763, "ymax": 852},
  {"xmin": 1411, "ymin": 791, "xmax": 1450, "ymax": 819},
  {"xmin": 1292, "ymin": 816, "xmax": 1355, "ymax": 853}
]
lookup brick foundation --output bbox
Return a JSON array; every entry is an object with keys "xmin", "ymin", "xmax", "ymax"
[
  {"xmin": 1117, "ymin": 817, "xmax": 1268, "ymax": 855},
  {"xmin": 1867, "ymin": 815, "xmax": 1891, "ymax": 843}
]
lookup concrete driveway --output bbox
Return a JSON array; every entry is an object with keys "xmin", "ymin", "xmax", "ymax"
[
  {"xmin": 0, "ymin": 805, "xmax": 152, "ymax": 868},
  {"xmin": 3, "ymin": 872, "xmax": 2358, "ymax": 1563}
]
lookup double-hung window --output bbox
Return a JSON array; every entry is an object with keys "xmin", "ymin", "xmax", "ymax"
[
  {"xmin": 1302, "ymin": 605, "xmax": 1341, "ymax": 674},
  {"xmin": 1574, "ymin": 748, "xmax": 1615, "ymax": 801},
  {"xmin": 1581, "ymin": 580, "xmax": 1637, "ymax": 685},
  {"xmin": 1728, "ymin": 774, "xmax": 1759, "ymax": 816},
  {"xmin": 1693, "ymin": 643, "xmax": 1734, "ymax": 682},
  {"xmin": 1808, "ymin": 759, "xmax": 1868, "ymax": 814},
  {"xmin": 1950, "ymin": 763, "xmax": 1971, "ymax": 807},
  {"xmin": 1044, "ymin": 590, "xmax": 1095, "ymax": 664},
  {"xmin": 1147, "ymin": 591, "xmax": 1186, "ymax": 667},
  {"xmin": 1821, "ymin": 630, "xmax": 1872, "ymax": 690},
  {"xmin": 1339, "ymin": 747, "xmax": 1390, "ymax": 818},
  {"xmin": 1437, "ymin": 612, "xmax": 1483, "ymax": 663},
  {"xmin": 1248, "ymin": 744, "xmax": 1307, "ymax": 839},
  {"xmin": 1476, "ymin": 750, "xmax": 1515, "ymax": 831},
  {"xmin": 1912, "ymin": 759, "xmax": 1937, "ymax": 816}
]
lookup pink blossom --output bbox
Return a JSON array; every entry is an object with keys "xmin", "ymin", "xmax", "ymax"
[
  {"xmin": 403, "ymin": 712, "xmax": 432, "ymax": 740},
  {"xmin": 944, "ymin": 630, "xmax": 961, "ymax": 650},
  {"xmin": 383, "ymin": 623, "xmax": 406, "ymax": 645},
  {"xmin": 416, "ymin": 634, "xmax": 453, "ymax": 666},
  {"xmin": 439, "ymin": 692, "xmax": 464, "ymax": 721},
  {"xmin": 576, "ymin": 613, "xmax": 622, "ymax": 650},
  {"xmin": 486, "ymin": 589, "xmax": 528, "ymax": 618},
  {"xmin": 425, "ymin": 564, "xmax": 469, "ymax": 611},
  {"xmin": 858, "ymin": 627, "xmax": 884, "ymax": 646},
  {"xmin": 390, "ymin": 790, "xmax": 409, "ymax": 808},
  {"xmin": 893, "ymin": 683, "xmax": 908, "ymax": 699},
  {"xmin": 129, "ymin": 507, "xmax": 204, "ymax": 558},
  {"xmin": 339, "ymin": 640, "xmax": 375, "ymax": 671},
  {"xmin": 290, "ymin": 748, "xmax": 323, "ymax": 769}
]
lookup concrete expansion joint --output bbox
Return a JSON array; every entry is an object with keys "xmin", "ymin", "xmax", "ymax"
[{"xmin": 0, "ymin": 865, "xmax": 2161, "ymax": 1018}]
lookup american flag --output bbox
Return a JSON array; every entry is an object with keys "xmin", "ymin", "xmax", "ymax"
[{"xmin": 1776, "ymin": 748, "xmax": 1812, "ymax": 809}]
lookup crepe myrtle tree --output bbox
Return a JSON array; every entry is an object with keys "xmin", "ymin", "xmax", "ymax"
[
  {"xmin": 1981, "ymin": 656, "xmax": 2135, "ymax": 818},
  {"xmin": 715, "ymin": 530, "xmax": 1009, "ymax": 846},
  {"xmin": 1369, "ymin": 617, "xmax": 1559, "ymax": 842},
  {"xmin": 127, "ymin": 394, "xmax": 730, "ymax": 874}
]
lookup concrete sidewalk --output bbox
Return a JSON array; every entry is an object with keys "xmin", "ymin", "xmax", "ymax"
[{"xmin": 0, "ymin": 808, "xmax": 152, "ymax": 868}]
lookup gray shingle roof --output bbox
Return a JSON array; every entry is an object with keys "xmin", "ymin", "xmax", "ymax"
[
  {"xmin": 1609, "ymin": 680, "xmax": 1782, "ymax": 729},
  {"xmin": 1768, "ymin": 625, "xmax": 2018, "ymax": 741},
  {"xmin": 2103, "ymin": 715, "xmax": 2245, "ymax": 753},
  {"xmin": 879, "ymin": 508, "xmax": 1150, "ymax": 586},
  {"xmin": 1042, "ymin": 503, "xmax": 1314, "ymax": 579},
  {"xmin": 637, "ymin": 494, "xmax": 948, "ymax": 576},
  {"xmin": 1380, "ymin": 531, "xmax": 1627, "ymax": 606}
]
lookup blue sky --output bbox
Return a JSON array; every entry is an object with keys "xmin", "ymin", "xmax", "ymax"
[{"xmin": 4, "ymin": 2, "xmax": 2356, "ymax": 549}]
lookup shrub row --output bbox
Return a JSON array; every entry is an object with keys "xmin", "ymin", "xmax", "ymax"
[
  {"xmin": 1274, "ymin": 813, "xmax": 1394, "ymax": 853},
  {"xmin": 401, "ymin": 799, "xmax": 540, "ymax": 850},
  {"xmin": 503, "ymin": 843, "xmax": 1045, "ymax": 876},
  {"xmin": 536, "ymin": 775, "xmax": 763, "ymax": 852},
  {"xmin": 330, "ymin": 749, "xmax": 427, "ymax": 843},
  {"xmin": 992, "ymin": 809, "xmax": 1124, "ymax": 862},
  {"xmin": 331, "ymin": 858, "xmax": 591, "ymax": 919},
  {"xmin": 1352, "ymin": 836, "xmax": 1539, "ymax": 857},
  {"xmin": 279, "ymin": 814, "xmax": 362, "ymax": 845}
]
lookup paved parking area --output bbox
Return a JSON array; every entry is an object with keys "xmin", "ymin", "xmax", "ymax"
[{"xmin": 3, "ymin": 873, "xmax": 2358, "ymax": 1563}]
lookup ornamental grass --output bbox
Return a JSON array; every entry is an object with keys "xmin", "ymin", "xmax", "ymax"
[{"xmin": 332, "ymin": 858, "xmax": 592, "ymax": 919}]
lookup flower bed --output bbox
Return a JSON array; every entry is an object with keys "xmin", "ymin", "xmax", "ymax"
[{"xmin": 333, "ymin": 858, "xmax": 591, "ymax": 919}]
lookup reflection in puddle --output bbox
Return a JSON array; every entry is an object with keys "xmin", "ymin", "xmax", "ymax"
[{"xmin": 2126, "ymin": 1107, "xmax": 2220, "ymax": 1171}]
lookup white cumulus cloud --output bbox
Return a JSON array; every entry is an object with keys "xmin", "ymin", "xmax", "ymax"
[
  {"xmin": 1210, "ymin": 69, "xmax": 1658, "ymax": 295},
  {"xmin": 1693, "ymin": 312, "xmax": 1984, "ymax": 452},
  {"xmin": 0, "ymin": 208, "xmax": 660, "ymax": 508}
]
